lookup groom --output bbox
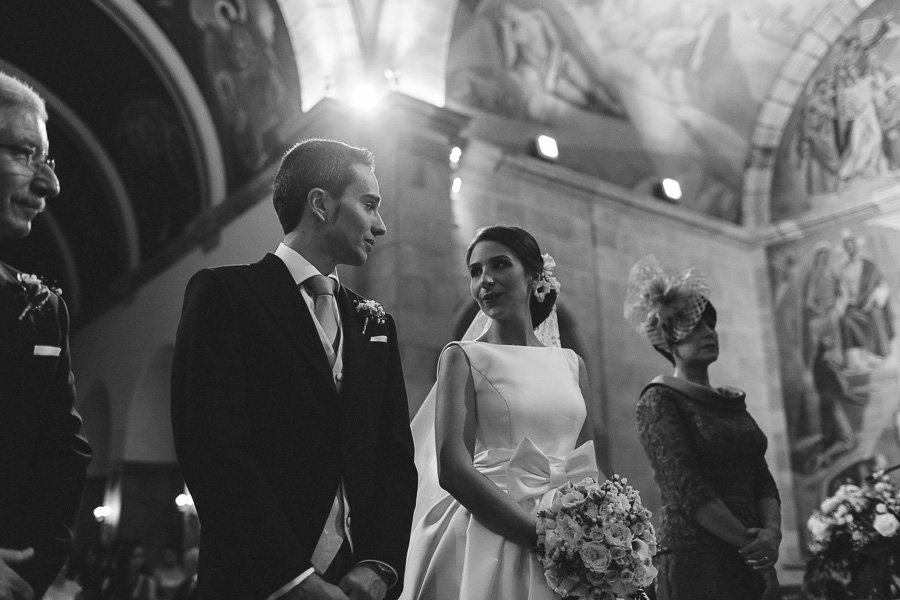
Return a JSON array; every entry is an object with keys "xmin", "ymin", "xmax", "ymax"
[{"xmin": 171, "ymin": 139, "xmax": 417, "ymax": 600}]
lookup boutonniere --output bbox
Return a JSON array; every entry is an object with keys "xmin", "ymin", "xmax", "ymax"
[
  {"xmin": 9, "ymin": 273, "xmax": 61, "ymax": 321},
  {"xmin": 355, "ymin": 298, "xmax": 386, "ymax": 334}
]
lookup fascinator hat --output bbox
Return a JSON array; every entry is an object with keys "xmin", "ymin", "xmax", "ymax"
[{"xmin": 623, "ymin": 255, "xmax": 711, "ymax": 352}]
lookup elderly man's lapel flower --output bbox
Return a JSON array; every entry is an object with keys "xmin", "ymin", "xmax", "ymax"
[
  {"xmin": 354, "ymin": 298, "xmax": 386, "ymax": 334},
  {"xmin": 10, "ymin": 273, "xmax": 61, "ymax": 321}
]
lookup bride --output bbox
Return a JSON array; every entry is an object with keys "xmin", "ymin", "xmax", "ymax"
[{"xmin": 401, "ymin": 225, "xmax": 603, "ymax": 600}]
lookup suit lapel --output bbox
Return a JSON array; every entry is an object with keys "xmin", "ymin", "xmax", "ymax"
[
  {"xmin": 337, "ymin": 287, "xmax": 366, "ymax": 398},
  {"xmin": 242, "ymin": 254, "xmax": 335, "ymax": 388}
]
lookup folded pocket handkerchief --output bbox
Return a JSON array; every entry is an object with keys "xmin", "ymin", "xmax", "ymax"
[
  {"xmin": 370, "ymin": 335, "xmax": 388, "ymax": 343},
  {"xmin": 34, "ymin": 345, "xmax": 61, "ymax": 357}
]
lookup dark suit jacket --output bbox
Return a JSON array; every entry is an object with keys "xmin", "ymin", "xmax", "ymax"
[
  {"xmin": 171, "ymin": 253, "xmax": 417, "ymax": 600},
  {"xmin": 0, "ymin": 261, "xmax": 92, "ymax": 599}
]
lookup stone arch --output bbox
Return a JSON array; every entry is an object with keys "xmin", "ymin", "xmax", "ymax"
[
  {"xmin": 742, "ymin": 0, "xmax": 876, "ymax": 226},
  {"xmin": 122, "ymin": 344, "xmax": 176, "ymax": 463},
  {"xmin": 93, "ymin": 0, "xmax": 227, "ymax": 206}
]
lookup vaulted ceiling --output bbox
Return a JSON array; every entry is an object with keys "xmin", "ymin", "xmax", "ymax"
[{"xmin": 0, "ymin": 0, "xmax": 893, "ymax": 320}]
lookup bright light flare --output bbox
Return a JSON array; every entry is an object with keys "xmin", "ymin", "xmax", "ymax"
[
  {"xmin": 93, "ymin": 505, "xmax": 112, "ymax": 521},
  {"xmin": 451, "ymin": 177, "xmax": 462, "ymax": 194},
  {"xmin": 534, "ymin": 135, "xmax": 559, "ymax": 161},
  {"xmin": 344, "ymin": 82, "xmax": 388, "ymax": 113},
  {"xmin": 660, "ymin": 178, "xmax": 682, "ymax": 201},
  {"xmin": 449, "ymin": 146, "xmax": 462, "ymax": 165}
]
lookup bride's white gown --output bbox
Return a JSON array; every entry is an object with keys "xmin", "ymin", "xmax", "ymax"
[{"xmin": 401, "ymin": 341, "xmax": 599, "ymax": 600}]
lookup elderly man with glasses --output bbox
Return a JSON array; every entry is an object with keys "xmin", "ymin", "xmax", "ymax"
[{"xmin": 0, "ymin": 71, "xmax": 91, "ymax": 600}]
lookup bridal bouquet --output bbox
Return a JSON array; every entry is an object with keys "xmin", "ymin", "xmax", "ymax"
[
  {"xmin": 535, "ymin": 474, "xmax": 657, "ymax": 600},
  {"xmin": 804, "ymin": 468, "xmax": 900, "ymax": 599}
]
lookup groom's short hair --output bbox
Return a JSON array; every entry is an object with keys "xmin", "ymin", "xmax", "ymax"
[{"xmin": 273, "ymin": 138, "xmax": 375, "ymax": 234}]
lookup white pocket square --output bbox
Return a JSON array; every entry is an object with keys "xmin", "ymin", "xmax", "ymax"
[
  {"xmin": 34, "ymin": 345, "xmax": 61, "ymax": 357},
  {"xmin": 370, "ymin": 335, "xmax": 388, "ymax": 343}
]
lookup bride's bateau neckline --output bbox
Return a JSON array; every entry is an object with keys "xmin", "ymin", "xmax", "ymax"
[{"xmin": 464, "ymin": 340, "xmax": 557, "ymax": 349}]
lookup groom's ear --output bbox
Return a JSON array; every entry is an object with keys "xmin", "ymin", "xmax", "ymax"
[{"xmin": 307, "ymin": 188, "xmax": 329, "ymax": 224}]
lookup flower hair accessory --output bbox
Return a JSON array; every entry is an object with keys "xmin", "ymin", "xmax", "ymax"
[
  {"xmin": 355, "ymin": 298, "xmax": 386, "ymax": 334},
  {"xmin": 534, "ymin": 253, "xmax": 561, "ymax": 302},
  {"xmin": 623, "ymin": 255, "xmax": 709, "ymax": 350},
  {"xmin": 11, "ymin": 273, "xmax": 61, "ymax": 321}
]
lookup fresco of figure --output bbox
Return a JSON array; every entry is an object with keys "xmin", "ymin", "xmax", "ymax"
[
  {"xmin": 802, "ymin": 242, "xmax": 843, "ymax": 369},
  {"xmin": 495, "ymin": 2, "xmax": 625, "ymax": 123},
  {"xmin": 799, "ymin": 77, "xmax": 840, "ymax": 194},
  {"xmin": 835, "ymin": 63, "xmax": 890, "ymax": 181},
  {"xmin": 875, "ymin": 73, "xmax": 900, "ymax": 169},
  {"xmin": 189, "ymin": 0, "xmax": 300, "ymax": 175},
  {"xmin": 803, "ymin": 331, "xmax": 860, "ymax": 474},
  {"xmin": 838, "ymin": 232, "xmax": 894, "ymax": 367}
]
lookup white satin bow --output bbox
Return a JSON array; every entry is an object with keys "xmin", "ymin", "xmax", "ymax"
[{"xmin": 506, "ymin": 437, "xmax": 598, "ymax": 503}]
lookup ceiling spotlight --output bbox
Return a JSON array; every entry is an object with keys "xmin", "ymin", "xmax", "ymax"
[
  {"xmin": 449, "ymin": 146, "xmax": 462, "ymax": 166},
  {"xmin": 344, "ymin": 81, "xmax": 388, "ymax": 113},
  {"xmin": 384, "ymin": 68, "xmax": 399, "ymax": 90},
  {"xmin": 451, "ymin": 177, "xmax": 462, "ymax": 194},
  {"xmin": 530, "ymin": 134, "xmax": 559, "ymax": 162},
  {"xmin": 653, "ymin": 178, "xmax": 682, "ymax": 203}
]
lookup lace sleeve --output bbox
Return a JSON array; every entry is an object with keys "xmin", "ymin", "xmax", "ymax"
[{"xmin": 636, "ymin": 386, "xmax": 717, "ymax": 516}]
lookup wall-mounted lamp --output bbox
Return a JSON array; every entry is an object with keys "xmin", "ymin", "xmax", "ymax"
[
  {"xmin": 449, "ymin": 146, "xmax": 462, "ymax": 167},
  {"xmin": 175, "ymin": 492, "xmax": 195, "ymax": 513},
  {"xmin": 93, "ymin": 505, "xmax": 112, "ymax": 522},
  {"xmin": 529, "ymin": 135, "xmax": 559, "ymax": 162},
  {"xmin": 451, "ymin": 177, "xmax": 462, "ymax": 194},
  {"xmin": 652, "ymin": 178, "xmax": 682, "ymax": 203}
]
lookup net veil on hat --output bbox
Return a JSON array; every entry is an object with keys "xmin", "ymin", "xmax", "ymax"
[{"xmin": 623, "ymin": 255, "xmax": 710, "ymax": 351}]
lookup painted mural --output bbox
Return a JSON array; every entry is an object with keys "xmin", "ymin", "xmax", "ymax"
[
  {"xmin": 769, "ymin": 224, "xmax": 900, "ymax": 550},
  {"xmin": 448, "ymin": 0, "xmax": 821, "ymax": 222},
  {"xmin": 773, "ymin": 0, "xmax": 900, "ymax": 222},
  {"xmin": 139, "ymin": 0, "xmax": 303, "ymax": 188}
]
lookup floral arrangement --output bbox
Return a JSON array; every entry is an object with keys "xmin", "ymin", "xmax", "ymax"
[
  {"xmin": 8, "ymin": 273, "xmax": 61, "ymax": 321},
  {"xmin": 804, "ymin": 468, "xmax": 900, "ymax": 599},
  {"xmin": 534, "ymin": 253, "xmax": 561, "ymax": 302},
  {"xmin": 535, "ymin": 475, "xmax": 657, "ymax": 600},
  {"xmin": 355, "ymin": 298, "xmax": 386, "ymax": 334}
]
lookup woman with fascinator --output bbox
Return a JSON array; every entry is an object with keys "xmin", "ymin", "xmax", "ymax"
[
  {"xmin": 625, "ymin": 256, "xmax": 782, "ymax": 600},
  {"xmin": 401, "ymin": 225, "xmax": 603, "ymax": 600}
]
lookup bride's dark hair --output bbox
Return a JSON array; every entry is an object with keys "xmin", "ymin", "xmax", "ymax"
[{"xmin": 466, "ymin": 225, "xmax": 557, "ymax": 327}]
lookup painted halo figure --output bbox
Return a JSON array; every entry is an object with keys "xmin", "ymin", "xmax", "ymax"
[{"xmin": 625, "ymin": 256, "xmax": 782, "ymax": 600}]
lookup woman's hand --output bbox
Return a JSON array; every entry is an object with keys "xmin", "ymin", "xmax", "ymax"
[{"xmin": 739, "ymin": 527, "xmax": 781, "ymax": 570}]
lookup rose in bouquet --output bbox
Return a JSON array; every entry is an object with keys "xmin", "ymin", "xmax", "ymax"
[
  {"xmin": 804, "ymin": 468, "xmax": 900, "ymax": 599},
  {"xmin": 535, "ymin": 474, "xmax": 657, "ymax": 600}
]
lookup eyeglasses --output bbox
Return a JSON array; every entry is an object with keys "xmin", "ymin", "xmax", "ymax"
[{"xmin": 0, "ymin": 142, "xmax": 55, "ymax": 173}]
